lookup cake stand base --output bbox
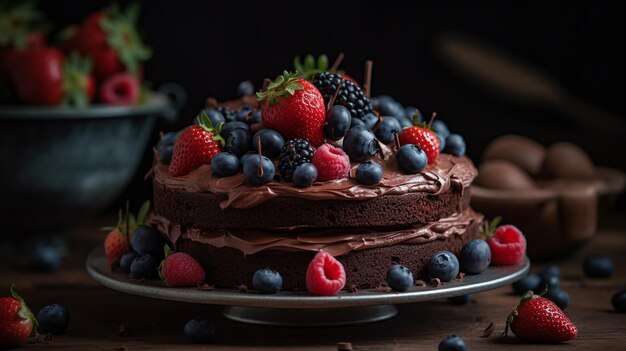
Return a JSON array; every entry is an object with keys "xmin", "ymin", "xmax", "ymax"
[{"xmin": 223, "ymin": 304, "xmax": 398, "ymax": 326}]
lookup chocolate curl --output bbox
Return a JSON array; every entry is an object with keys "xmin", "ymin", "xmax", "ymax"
[
  {"xmin": 372, "ymin": 114, "xmax": 384, "ymax": 132},
  {"xmin": 428, "ymin": 112, "xmax": 437, "ymax": 127},
  {"xmin": 363, "ymin": 60, "xmax": 373, "ymax": 98},
  {"xmin": 330, "ymin": 52, "xmax": 345, "ymax": 73},
  {"xmin": 393, "ymin": 132, "xmax": 401, "ymax": 152},
  {"xmin": 326, "ymin": 79, "xmax": 344, "ymax": 114},
  {"xmin": 256, "ymin": 137, "xmax": 264, "ymax": 177}
]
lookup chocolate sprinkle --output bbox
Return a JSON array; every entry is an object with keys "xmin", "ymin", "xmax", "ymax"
[
  {"xmin": 414, "ymin": 280, "xmax": 427, "ymax": 287},
  {"xmin": 430, "ymin": 278, "xmax": 442, "ymax": 287},
  {"xmin": 347, "ymin": 284, "xmax": 359, "ymax": 293},
  {"xmin": 454, "ymin": 272, "xmax": 466, "ymax": 281},
  {"xmin": 197, "ymin": 283, "xmax": 215, "ymax": 291},
  {"xmin": 237, "ymin": 284, "xmax": 248, "ymax": 293},
  {"xmin": 481, "ymin": 321, "xmax": 495, "ymax": 338}
]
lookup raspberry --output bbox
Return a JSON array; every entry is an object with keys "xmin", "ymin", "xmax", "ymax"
[
  {"xmin": 311, "ymin": 143, "xmax": 350, "ymax": 181},
  {"xmin": 306, "ymin": 251, "xmax": 346, "ymax": 296},
  {"xmin": 99, "ymin": 72, "xmax": 140, "ymax": 105},
  {"xmin": 488, "ymin": 225, "xmax": 526, "ymax": 265}
]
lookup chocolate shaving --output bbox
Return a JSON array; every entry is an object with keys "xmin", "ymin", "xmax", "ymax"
[
  {"xmin": 375, "ymin": 283, "xmax": 392, "ymax": 293},
  {"xmin": 337, "ymin": 341, "xmax": 353, "ymax": 351},
  {"xmin": 237, "ymin": 284, "xmax": 248, "ymax": 293},
  {"xmin": 430, "ymin": 278, "xmax": 442, "ymax": 287},
  {"xmin": 197, "ymin": 283, "xmax": 215, "ymax": 291},
  {"xmin": 454, "ymin": 272, "xmax": 466, "ymax": 281},
  {"xmin": 118, "ymin": 321, "xmax": 131, "ymax": 337},
  {"xmin": 35, "ymin": 332, "xmax": 53, "ymax": 343},
  {"xmin": 481, "ymin": 321, "xmax": 495, "ymax": 338},
  {"xmin": 205, "ymin": 97, "xmax": 218, "ymax": 108},
  {"xmin": 113, "ymin": 346, "xmax": 129, "ymax": 351},
  {"xmin": 347, "ymin": 284, "xmax": 359, "ymax": 293},
  {"xmin": 414, "ymin": 280, "xmax": 427, "ymax": 287}
]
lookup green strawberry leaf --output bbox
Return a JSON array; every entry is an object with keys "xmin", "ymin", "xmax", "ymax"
[
  {"xmin": 304, "ymin": 55, "xmax": 315, "ymax": 71},
  {"xmin": 137, "ymin": 200, "xmax": 150, "ymax": 225},
  {"xmin": 256, "ymin": 71, "xmax": 303, "ymax": 105},
  {"xmin": 317, "ymin": 54, "xmax": 329, "ymax": 71}
]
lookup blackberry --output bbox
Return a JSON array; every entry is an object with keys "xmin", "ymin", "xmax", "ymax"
[
  {"xmin": 215, "ymin": 106, "xmax": 237, "ymax": 122},
  {"xmin": 278, "ymin": 139, "xmax": 315, "ymax": 182},
  {"xmin": 312, "ymin": 72, "xmax": 372, "ymax": 118}
]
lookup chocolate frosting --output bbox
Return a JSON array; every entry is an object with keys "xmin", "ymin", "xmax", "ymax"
[
  {"xmin": 153, "ymin": 147, "xmax": 477, "ymax": 209},
  {"xmin": 152, "ymin": 208, "xmax": 483, "ymax": 257}
]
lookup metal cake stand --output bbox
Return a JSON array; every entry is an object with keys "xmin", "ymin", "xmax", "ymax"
[{"xmin": 86, "ymin": 247, "xmax": 529, "ymax": 326}]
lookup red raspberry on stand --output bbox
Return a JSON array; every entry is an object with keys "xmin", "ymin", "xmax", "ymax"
[
  {"xmin": 306, "ymin": 251, "xmax": 346, "ymax": 296},
  {"xmin": 481, "ymin": 217, "xmax": 527, "ymax": 266}
]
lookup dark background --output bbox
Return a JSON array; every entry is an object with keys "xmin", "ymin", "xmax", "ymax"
[{"xmin": 41, "ymin": 0, "xmax": 626, "ymax": 207}]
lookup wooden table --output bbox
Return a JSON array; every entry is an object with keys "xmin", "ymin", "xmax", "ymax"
[{"xmin": 1, "ymin": 211, "xmax": 625, "ymax": 350}]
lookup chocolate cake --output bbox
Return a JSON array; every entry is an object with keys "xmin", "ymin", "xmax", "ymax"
[{"xmin": 151, "ymin": 62, "xmax": 483, "ymax": 291}]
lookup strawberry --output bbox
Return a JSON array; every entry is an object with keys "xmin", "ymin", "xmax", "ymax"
[
  {"xmin": 67, "ymin": 4, "xmax": 151, "ymax": 80},
  {"xmin": 159, "ymin": 248, "xmax": 206, "ymax": 287},
  {"xmin": 102, "ymin": 201, "xmax": 151, "ymax": 265},
  {"xmin": 504, "ymin": 290, "xmax": 577, "ymax": 343},
  {"xmin": 257, "ymin": 71, "xmax": 326, "ymax": 147},
  {"xmin": 481, "ymin": 217, "xmax": 527, "ymax": 266},
  {"xmin": 99, "ymin": 72, "xmax": 140, "ymax": 105},
  {"xmin": 169, "ymin": 114, "xmax": 225, "ymax": 177},
  {"xmin": 399, "ymin": 113, "xmax": 440, "ymax": 164},
  {"xmin": 0, "ymin": 286, "xmax": 36, "ymax": 348}
]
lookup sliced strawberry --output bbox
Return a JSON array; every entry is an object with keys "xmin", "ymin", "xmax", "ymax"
[
  {"xmin": 306, "ymin": 251, "xmax": 346, "ymax": 296},
  {"xmin": 99, "ymin": 72, "xmax": 139, "ymax": 105}
]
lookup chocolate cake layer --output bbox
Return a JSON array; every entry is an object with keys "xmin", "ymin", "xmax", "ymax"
[
  {"xmin": 154, "ymin": 209, "xmax": 483, "ymax": 290},
  {"xmin": 154, "ymin": 180, "xmax": 470, "ymax": 229}
]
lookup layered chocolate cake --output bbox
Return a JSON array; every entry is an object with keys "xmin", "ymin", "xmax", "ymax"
[{"xmin": 151, "ymin": 60, "xmax": 483, "ymax": 290}]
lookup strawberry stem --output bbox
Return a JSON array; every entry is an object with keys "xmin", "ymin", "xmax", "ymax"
[{"xmin": 256, "ymin": 71, "xmax": 303, "ymax": 105}]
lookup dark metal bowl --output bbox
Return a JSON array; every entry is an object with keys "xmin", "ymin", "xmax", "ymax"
[{"xmin": 0, "ymin": 94, "xmax": 174, "ymax": 236}]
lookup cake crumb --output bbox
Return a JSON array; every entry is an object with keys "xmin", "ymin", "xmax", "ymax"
[
  {"xmin": 197, "ymin": 283, "xmax": 215, "ymax": 291},
  {"xmin": 375, "ymin": 283, "xmax": 392, "ymax": 293},
  {"xmin": 34, "ymin": 332, "xmax": 53, "ymax": 343},
  {"xmin": 337, "ymin": 341, "xmax": 353, "ymax": 350},
  {"xmin": 414, "ymin": 280, "xmax": 427, "ymax": 287},
  {"xmin": 481, "ymin": 321, "xmax": 495, "ymax": 338},
  {"xmin": 430, "ymin": 278, "xmax": 442, "ymax": 287},
  {"xmin": 347, "ymin": 284, "xmax": 359, "ymax": 293},
  {"xmin": 454, "ymin": 272, "xmax": 466, "ymax": 281},
  {"xmin": 237, "ymin": 284, "xmax": 248, "ymax": 293}
]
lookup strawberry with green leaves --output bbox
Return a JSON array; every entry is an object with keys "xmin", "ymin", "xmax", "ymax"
[
  {"xmin": 399, "ymin": 112, "xmax": 441, "ymax": 164},
  {"xmin": 0, "ymin": 286, "xmax": 37, "ymax": 348},
  {"xmin": 257, "ymin": 71, "xmax": 326, "ymax": 147},
  {"xmin": 169, "ymin": 114, "xmax": 225, "ymax": 177},
  {"xmin": 504, "ymin": 289, "xmax": 577, "ymax": 343},
  {"xmin": 103, "ymin": 201, "xmax": 150, "ymax": 265}
]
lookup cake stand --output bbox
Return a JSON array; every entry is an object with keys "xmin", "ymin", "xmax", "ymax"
[{"xmin": 86, "ymin": 247, "xmax": 529, "ymax": 326}]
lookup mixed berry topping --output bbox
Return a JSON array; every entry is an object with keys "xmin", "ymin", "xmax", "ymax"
[
  {"xmin": 278, "ymin": 138, "xmax": 316, "ymax": 182},
  {"xmin": 311, "ymin": 72, "xmax": 372, "ymax": 118}
]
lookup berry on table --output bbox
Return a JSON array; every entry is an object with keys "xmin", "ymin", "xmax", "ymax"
[
  {"xmin": 445, "ymin": 134, "xmax": 466, "ymax": 156},
  {"xmin": 512, "ymin": 273, "xmax": 542, "ymax": 295},
  {"xmin": 539, "ymin": 265, "xmax": 560, "ymax": 281},
  {"xmin": 211, "ymin": 152, "xmax": 240, "ymax": 177},
  {"xmin": 583, "ymin": 255, "xmax": 614, "ymax": 278},
  {"xmin": 459, "ymin": 239, "xmax": 491, "ymax": 275},
  {"xmin": 306, "ymin": 251, "xmax": 346, "ymax": 296},
  {"xmin": 278, "ymin": 138, "xmax": 316, "ymax": 182},
  {"xmin": 427, "ymin": 251, "xmax": 460, "ymax": 282},
  {"xmin": 27, "ymin": 242, "xmax": 62, "ymax": 271},
  {"xmin": 312, "ymin": 143, "xmax": 350, "ymax": 181},
  {"xmin": 324, "ymin": 105, "xmax": 351, "ymax": 140},
  {"xmin": 386, "ymin": 264, "xmax": 414, "ymax": 292},
  {"xmin": 130, "ymin": 254, "xmax": 159, "ymax": 279},
  {"xmin": 236, "ymin": 80, "xmax": 254, "ymax": 97},
  {"xmin": 159, "ymin": 251, "xmax": 206, "ymax": 287},
  {"xmin": 396, "ymin": 144, "xmax": 428, "ymax": 174},
  {"xmin": 292, "ymin": 163, "xmax": 318, "ymax": 188},
  {"xmin": 252, "ymin": 129, "xmax": 285, "ymax": 158},
  {"xmin": 252, "ymin": 268, "xmax": 283, "ymax": 294},
  {"xmin": 612, "ymin": 290, "xmax": 626, "ymax": 313},
  {"xmin": 356, "ymin": 161, "xmax": 383, "ymax": 185},
  {"xmin": 37, "ymin": 304, "xmax": 70, "ymax": 334},
  {"xmin": 438, "ymin": 335, "xmax": 467, "ymax": 351},
  {"xmin": 481, "ymin": 217, "xmax": 526, "ymax": 266},
  {"xmin": 342, "ymin": 126, "xmax": 379, "ymax": 162},
  {"xmin": 544, "ymin": 288, "xmax": 570, "ymax": 310},
  {"xmin": 131, "ymin": 225, "xmax": 165, "ymax": 259},
  {"xmin": 374, "ymin": 116, "xmax": 402, "ymax": 144},
  {"xmin": 243, "ymin": 154, "xmax": 275, "ymax": 185},
  {"xmin": 184, "ymin": 319, "xmax": 215, "ymax": 343},
  {"xmin": 0, "ymin": 287, "xmax": 36, "ymax": 348}
]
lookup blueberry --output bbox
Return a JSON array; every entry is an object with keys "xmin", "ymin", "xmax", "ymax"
[
  {"xmin": 342, "ymin": 126, "xmax": 379, "ymax": 162},
  {"xmin": 541, "ymin": 274, "xmax": 560, "ymax": 291},
  {"xmin": 198, "ymin": 109, "xmax": 225, "ymax": 128},
  {"xmin": 432, "ymin": 120, "xmax": 450, "ymax": 140},
  {"xmin": 157, "ymin": 131, "xmax": 180, "ymax": 149},
  {"xmin": 428, "ymin": 251, "xmax": 460, "ymax": 282},
  {"xmin": 236, "ymin": 80, "xmax": 254, "ymax": 97},
  {"xmin": 120, "ymin": 251, "xmax": 138, "ymax": 273},
  {"xmin": 211, "ymin": 152, "xmax": 240, "ymax": 177},
  {"xmin": 252, "ymin": 129, "xmax": 285, "ymax": 158},
  {"xmin": 436, "ymin": 133, "xmax": 446, "ymax": 152},
  {"xmin": 350, "ymin": 117, "xmax": 365, "ymax": 128},
  {"xmin": 361, "ymin": 113, "xmax": 379, "ymax": 130},
  {"xmin": 292, "ymin": 163, "xmax": 318, "ymax": 188},
  {"xmin": 404, "ymin": 106, "xmax": 418, "ymax": 120},
  {"xmin": 512, "ymin": 273, "xmax": 542, "ymax": 295},
  {"xmin": 184, "ymin": 319, "xmax": 215, "ymax": 343},
  {"xmin": 544, "ymin": 288, "xmax": 570, "ymax": 310},
  {"xmin": 27, "ymin": 242, "xmax": 61, "ymax": 271},
  {"xmin": 243, "ymin": 154, "xmax": 275, "ymax": 185},
  {"xmin": 445, "ymin": 134, "xmax": 466, "ymax": 156},
  {"xmin": 131, "ymin": 225, "xmax": 165, "ymax": 259},
  {"xmin": 386, "ymin": 264, "xmax": 414, "ymax": 292},
  {"xmin": 226, "ymin": 128, "xmax": 252, "ymax": 157},
  {"xmin": 130, "ymin": 254, "xmax": 159, "ymax": 279},
  {"xmin": 324, "ymin": 105, "xmax": 351, "ymax": 140},
  {"xmin": 448, "ymin": 294, "xmax": 472, "ymax": 305},
  {"xmin": 252, "ymin": 268, "xmax": 283, "ymax": 294},
  {"xmin": 37, "ymin": 304, "xmax": 69, "ymax": 334},
  {"xmin": 583, "ymin": 255, "xmax": 614, "ymax": 278},
  {"xmin": 397, "ymin": 144, "xmax": 428, "ymax": 174},
  {"xmin": 236, "ymin": 105, "xmax": 253, "ymax": 122},
  {"xmin": 248, "ymin": 109, "xmax": 262, "ymax": 125},
  {"xmin": 356, "ymin": 161, "xmax": 383, "ymax": 185},
  {"xmin": 375, "ymin": 95, "xmax": 404, "ymax": 117},
  {"xmin": 438, "ymin": 335, "xmax": 467, "ymax": 351},
  {"xmin": 374, "ymin": 116, "xmax": 401, "ymax": 144},
  {"xmin": 396, "ymin": 116, "xmax": 413, "ymax": 129},
  {"xmin": 612, "ymin": 290, "xmax": 626, "ymax": 313},
  {"xmin": 459, "ymin": 239, "xmax": 491, "ymax": 275},
  {"xmin": 240, "ymin": 151, "xmax": 258, "ymax": 167},
  {"xmin": 220, "ymin": 121, "xmax": 250, "ymax": 139},
  {"xmin": 158, "ymin": 144, "xmax": 173, "ymax": 164},
  {"xmin": 539, "ymin": 265, "xmax": 560, "ymax": 280}
]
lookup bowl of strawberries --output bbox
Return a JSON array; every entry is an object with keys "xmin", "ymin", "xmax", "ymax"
[{"xmin": 0, "ymin": 2, "xmax": 177, "ymax": 236}]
